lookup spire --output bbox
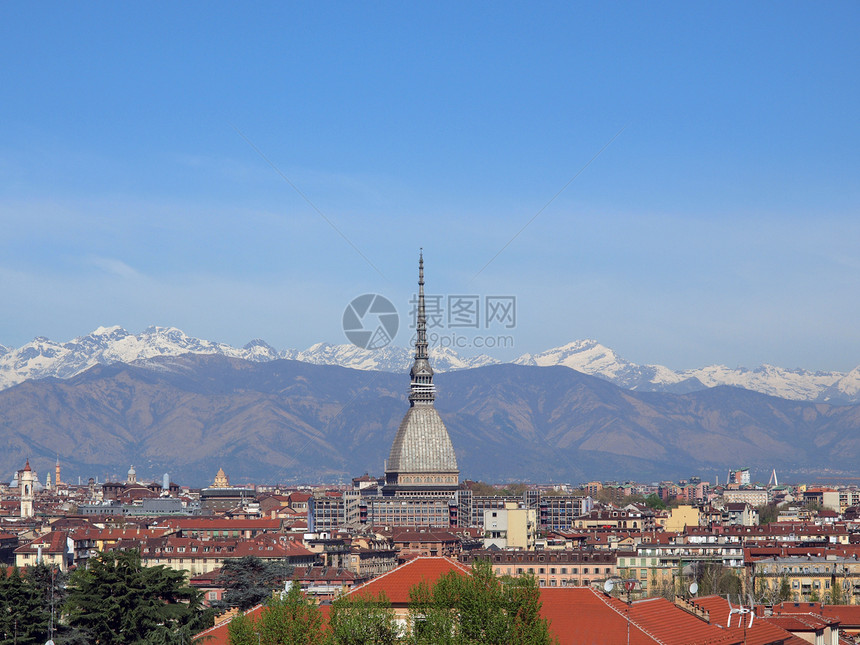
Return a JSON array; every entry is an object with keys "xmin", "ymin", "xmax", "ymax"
[
  {"xmin": 23, "ymin": 459, "xmax": 31, "ymax": 472},
  {"xmin": 409, "ymin": 249, "xmax": 435, "ymax": 405},
  {"xmin": 416, "ymin": 248, "xmax": 428, "ymax": 361}
]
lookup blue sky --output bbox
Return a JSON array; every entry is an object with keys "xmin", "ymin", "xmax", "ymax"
[{"xmin": 1, "ymin": 2, "xmax": 858, "ymax": 371}]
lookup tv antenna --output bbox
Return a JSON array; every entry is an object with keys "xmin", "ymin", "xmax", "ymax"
[{"xmin": 603, "ymin": 577, "xmax": 640, "ymax": 645}]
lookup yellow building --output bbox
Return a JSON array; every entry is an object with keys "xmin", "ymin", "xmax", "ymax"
[
  {"xmin": 15, "ymin": 531, "xmax": 71, "ymax": 572},
  {"xmin": 483, "ymin": 502, "xmax": 537, "ymax": 550},
  {"xmin": 663, "ymin": 505, "xmax": 701, "ymax": 533},
  {"xmin": 754, "ymin": 555, "xmax": 860, "ymax": 604}
]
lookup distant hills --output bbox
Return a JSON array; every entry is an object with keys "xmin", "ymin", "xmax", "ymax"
[
  {"xmin": 3, "ymin": 353, "xmax": 860, "ymax": 487},
  {"xmin": 2, "ymin": 326, "xmax": 860, "ymax": 403}
]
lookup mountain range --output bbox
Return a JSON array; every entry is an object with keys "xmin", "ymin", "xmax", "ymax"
[
  {"xmin": 3, "ymin": 353, "xmax": 860, "ymax": 487},
  {"xmin": 2, "ymin": 326, "xmax": 859, "ymax": 403}
]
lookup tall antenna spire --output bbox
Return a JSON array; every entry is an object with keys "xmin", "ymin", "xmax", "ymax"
[
  {"xmin": 409, "ymin": 249, "xmax": 435, "ymax": 405},
  {"xmin": 416, "ymin": 248, "xmax": 428, "ymax": 361}
]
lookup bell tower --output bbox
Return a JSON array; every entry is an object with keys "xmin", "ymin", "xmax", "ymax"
[{"xmin": 20, "ymin": 459, "xmax": 35, "ymax": 518}]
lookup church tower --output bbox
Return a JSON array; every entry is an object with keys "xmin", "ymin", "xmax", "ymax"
[
  {"xmin": 383, "ymin": 251, "xmax": 459, "ymax": 496},
  {"xmin": 20, "ymin": 459, "xmax": 35, "ymax": 518}
]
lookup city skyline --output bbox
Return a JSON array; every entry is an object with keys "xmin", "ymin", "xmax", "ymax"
[{"xmin": 2, "ymin": 3, "xmax": 858, "ymax": 371}]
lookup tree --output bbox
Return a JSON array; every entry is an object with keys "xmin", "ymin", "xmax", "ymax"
[
  {"xmin": 256, "ymin": 583, "xmax": 327, "ymax": 645},
  {"xmin": 0, "ymin": 565, "xmax": 50, "ymax": 645},
  {"xmin": 777, "ymin": 575, "xmax": 792, "ymax": 603},
  {"xmin": 755, "ymin": 503, "xmax": 779, "ymax": 525},
  {"xmin": 408, "ymin": 560, "xmax": 557, "ymax": 645},
  {"xmin": 217, "ymin": 556, "xmax": 295, "ymax": 611},
  {"xmin": 644, "ymin": 494, "xmax": 667, "ymax": 511},
  {"xmin": 693, "ymin": 564, "xmax": 742, "ymax": 597},
  {"xmin": 228, "ymin": 583, "xmax": 327, "ymax": 645},
  {"xmin": 64, "ymin": 549, "xmax": 210, "ymax": 644},
  {"xmin": 227, "ymin": 611, "xmax": 258, "ymax": 645},
  {"xmin": 329, "ymin": 591, "xmax": 401, "ymax": 645},
  {"xmin": 826, "ymin": 579, "xmax": 845, "ymax": 605}
]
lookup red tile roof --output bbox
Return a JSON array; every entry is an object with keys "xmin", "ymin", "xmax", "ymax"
[
  {"xmin": 818, "ymin": 604, "xmax": 860, "ymax": 627},
  {"xmin": 15, "ymin": 530, "xmax": 68, "ymax": 554},
  {"xmin": 347, "ymin": 556, "xmax": 470, "ymax": 604},
  {"xmin": 626, "ymin": 596, "xmax": 738, "ymax": 645},
  {"xmin": 540, "ymin": 588, "xmax": 661, "ymax": 644},
  {"xmin": 541, "ymin": 588, "xmax": 744, "ymax": 645},
  {"xmin": 690, "ymin": 596, "xmax": 797, "ymax": 645}
]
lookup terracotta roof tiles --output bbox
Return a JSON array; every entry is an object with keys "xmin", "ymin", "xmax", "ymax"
[{"xmin": 347, "ymin": 556, "xmax": 470, "ymax": 604}]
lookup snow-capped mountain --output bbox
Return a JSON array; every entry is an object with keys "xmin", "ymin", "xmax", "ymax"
[
  {"xmin": 282, "ymin": 342, "xmax": 498, "ymax": 373},
  {"xmin": 514, "ymin": 339, "xmax": 858, "ymax": 403},
  {"xmin": 1, "ymin": 327, "xmax": 859, "ymax": 403},
  {"xmin": 0, "ymin": 326, "xmax": 279, "ymax": 391},
  {"xmin": 0, "ymin": 327, "xmax": 496, "ymax": 391}
]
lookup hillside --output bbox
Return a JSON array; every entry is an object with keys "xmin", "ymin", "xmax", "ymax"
[{"xmin": 2, "ymin": 354, "xmax": 859, "ymax": 486}]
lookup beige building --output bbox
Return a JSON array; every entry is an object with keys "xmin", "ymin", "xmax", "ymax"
[
  {"xmin": 15, "ymin": 531, "xmax": 72, "ymax": 572},
  {"xmin": 754, "ymin": 555, "xmax": 860, "ymax": 604},
  {"xmin": 483, "ymin": 502, "xmax": 536, "ymax": 550},
  {"xmin": 461, "ymin": 549, "xmax": 617, "ymax": 588},
  {"xmin": 663, "ymin": 505, "xmax": 701, "ymax": 532},
  {"xmin": 722, "ymin": 488, "xmax": 769, "ymax": 506}
]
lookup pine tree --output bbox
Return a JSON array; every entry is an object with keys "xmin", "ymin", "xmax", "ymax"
[
  {"xmin": 217, "ymin": 556, "xmax": 295, "ymax": 611},
  {"xmin": 0, "ymin": 566, "xmax": 51, "ymax": 645},
  {"xmin": 64, "ymin": 549, "xmax": 209, "ymax": 644}
]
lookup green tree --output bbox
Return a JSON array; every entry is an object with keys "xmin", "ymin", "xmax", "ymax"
[
  {"xmin": 826, "ymin": 580, "xmax": 845, "ymax": 605},
  {"xmin": 217, "ymin": 556, "xmax": 295, "ymax": 611},
  {"xmin": 226, "ymin": 611, "xmax": 258, "ymax": 645},
  {"xmin": 644, "ymin": 494, "xmax": 667, "ymax": 511},
  {"xmin": 64, "ymin": 549, "xmax": 209, "ymax": 645},
  {"xmin": 755, "ymin": 503, "xmax": 779, "ymax": 525},
  {"xmin": 258, "ymin": 583, "xmax": 327, "ymax": 645},
  {"xmin": 777, "ymin": 575, "xmax": 792, "ymax": 602},
  {"xmin": 329, "ymin": 591, "xmax": 400, "ymax": 645},
  {"xmin": 408, "ymin": 560, "xmax": 556, "ymax": 645},
  {"xmin": 0, "ymin": 566, "xmax": 50, "ymax": 645}
]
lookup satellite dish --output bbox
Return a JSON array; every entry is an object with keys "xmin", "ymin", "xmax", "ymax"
[
  {"xmin": 689, "ymin": 582, "xmax": 698, "ymax": 595},
  {"xmin": 603, "ymin": 579, "xmax": 615, "ymax": 593}
]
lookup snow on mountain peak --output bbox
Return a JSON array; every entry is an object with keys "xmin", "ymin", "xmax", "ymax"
[{"xmin": 0, "ymin": 327, "xmax": 858, "ymax": 404}]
